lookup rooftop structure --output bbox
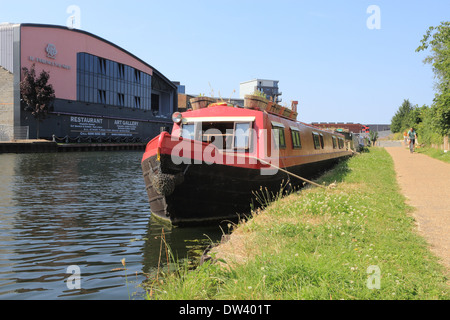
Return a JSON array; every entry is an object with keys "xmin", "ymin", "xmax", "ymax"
[{"xmin": 239, "ymin": 79, "xmax": 281, "ymax": 103}]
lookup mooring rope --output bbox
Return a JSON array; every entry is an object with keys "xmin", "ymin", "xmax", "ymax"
[
  {"xmin": 225, "ymin": 152, "xmax": 328, "ymax": 189},
  {"xmin": 250, "ymin": 156, "xmax": 327, "ymax": 189}
]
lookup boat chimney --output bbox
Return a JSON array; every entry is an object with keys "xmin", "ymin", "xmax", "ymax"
[{"xmin": 291, "ymin": 101, "xmax": 298, "ymax": 112}]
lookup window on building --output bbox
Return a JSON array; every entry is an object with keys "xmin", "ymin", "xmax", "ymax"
[
  {"xmin": 134, "ymin": 96, "xmax": 141, "ymax": 109},
  {"xmin": 118, "ymin": 93, "xmax": 125, "ymax": 107},
  {"xmin": 98, "ymin": 57, "xmax": 106, "ymax": 74},
  {"xmin": 118, "ymin": 63, "xmax": 125, "ymax": 79},
  {"xmin": 338, "ymin": 137, "xmax": 345, "ymax": 149},
  {"xmin": 76, "ymin": 53, "xmax": 153, "ymax": 110},
  {"xmin": 151, "ymin": 94, "xmax": 160, "ymax": 114},
  {"xmin": 290, "ymin": 127, "xmax": 302, "ymax": 149},
  {"xmin": 98, "ymin": 90, "xmax": 106, "ymax": 104},
  {"xmin": 134, "ymin": 70, "xmax": 141, "ymax": 83}
]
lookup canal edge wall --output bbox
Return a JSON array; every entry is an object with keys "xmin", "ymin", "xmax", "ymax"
[{"xmin": 0, "ymin": 140, "xmax": 146, "ymax": 153}]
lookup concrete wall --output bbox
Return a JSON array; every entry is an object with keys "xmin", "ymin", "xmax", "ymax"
[
  {"xmin": 239, "ymin": 80, "xmax": 257, "ymax": 99},
  {"xmin": 0, "ymin": 67, "xmax": 14, "ymax": 140},
  {"xmin": 0, "ymin": 23, "xmax": 16, "ymax": 73},
  {"xmin": 239, "ymin": 79, "xmax": 280, "ymax": 102}
]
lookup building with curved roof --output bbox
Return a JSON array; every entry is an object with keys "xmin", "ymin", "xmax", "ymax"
[{"xmin": 0, "ymin": 23, "xmax": 177, "ymax": 142}]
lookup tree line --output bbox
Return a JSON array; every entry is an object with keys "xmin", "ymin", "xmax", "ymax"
[{"xmin": 391, "ymin": 21, "xmax": 450, "ymax": 145}]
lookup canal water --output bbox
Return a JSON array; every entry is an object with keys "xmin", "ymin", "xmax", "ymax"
[{"xmin": 0, "ymin": 151, "xmax": 223, "ymax": 300}]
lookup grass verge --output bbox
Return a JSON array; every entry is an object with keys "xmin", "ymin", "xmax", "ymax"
[
  {"xmin": 144, "ymin": 148, "xmax": 449, "ymax": 300},
  {"xmin": 415, "ymin": 146, "xmax": 450, "ymax": 163}
]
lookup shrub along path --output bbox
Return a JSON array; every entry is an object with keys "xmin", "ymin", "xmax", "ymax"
[{"xmin": 385, "ymin": 146, "xmax": 450, "ymax": 273}]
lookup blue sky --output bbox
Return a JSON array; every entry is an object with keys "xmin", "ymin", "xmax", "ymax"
[{"xmin": 2, "ymin": 0, "xmax": 449, "ymax": 124}]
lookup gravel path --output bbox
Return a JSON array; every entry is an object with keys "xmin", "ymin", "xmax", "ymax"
[{"xmin": 384, "ymin": 146, "xmax": 450, "ymax": 274}]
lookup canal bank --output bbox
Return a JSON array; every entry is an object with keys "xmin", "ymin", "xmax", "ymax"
[
  {"xmin": 0, "ymin": 140, "xmax": 146, "ymax": 153},
  {"xmin": 0, "ymin": 140, "xmax": 58, "ymax": 153},
  {"xmin": 144, "ymin": 148, "xmax": 449, "ymax": 300}
]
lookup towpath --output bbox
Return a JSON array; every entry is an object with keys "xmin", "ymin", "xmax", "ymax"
[{"xmin": 383, "ymin": 145, "xmax": 450, "ymax": 273}]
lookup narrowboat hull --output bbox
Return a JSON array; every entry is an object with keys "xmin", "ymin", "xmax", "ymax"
[
  {"xmin": 141, "ymin": 103, "xmax": 354, "ymax": 226},
  {"xmin": 142, "ymin": 152, "xmax": 347, "ymax": 226}
]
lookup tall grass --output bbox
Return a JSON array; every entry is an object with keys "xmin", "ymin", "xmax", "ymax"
[{"xmin": 144, "ymin": 148, "xmax": 449, "ymax": 300}]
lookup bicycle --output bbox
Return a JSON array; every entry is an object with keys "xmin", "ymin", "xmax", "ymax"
[
  {"xmin": 409, "ymin": 139, "xmax": 415, "ymax": 153},
  {"xmin": 407, "ymin": 128, "xmax": 417, "ymax": 154}
]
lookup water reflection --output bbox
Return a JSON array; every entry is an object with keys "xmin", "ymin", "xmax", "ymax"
[{"xmin": 0, "ymin": 152, "xmax": 222, "ymax": 300}]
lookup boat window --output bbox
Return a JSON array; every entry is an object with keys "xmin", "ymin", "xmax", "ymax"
[
  {"xmin": 272, "ymin": 125, "xmax": 286, "ymax": 149},
  {"xmin": 234, "ymin": 122, "xmax": 251, "ymax": 150},
  {"xmin": 290, "ymin": 127, "xmax": 302, "ymax": 149},
  {"xmin": 338, "ymin": 137, "xmax": 345, "ymax": 149},
  {"xmin": 181, "ymin": 124, "xmax": 196, "ymax": 140},
  {"xmin": 181, "ymin": 121, "xmax": 254, "ymax": 151},
  {"xmin": 332, "ymin": 136, "xmax": 338, "ymax": 149},
  {"xmin": 312, "ymin": 132, "xmax": 321, "ymax": 150},
  {"xmin": 319, "ymin": 133, "xmax": 324, "ymax": 149},
  {"xmin": 201, "ymin": 121, "xmax": 235, "ymax": 150}
]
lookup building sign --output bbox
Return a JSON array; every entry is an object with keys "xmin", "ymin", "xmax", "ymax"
[
  {"xmin": 70, "ymin": 116, "xmax": 139, "ymax": 137},
  {"xmin": 46, "ymin": 44, "xmax": 58, "ymax": 59},
  {"xmin": 29, "ymin": 56, "xmax": 71, "ymax": 70},
  {"xmin": 70, "ymin": 116, "xmax": 104, "ymax": 135},
  {"xmin": 114, "ymin": 120, "xmax": 139, "ymax": 134},
  {"xmin": 27, "ymin": 43, "xmax": 71, "ymax": 70}
]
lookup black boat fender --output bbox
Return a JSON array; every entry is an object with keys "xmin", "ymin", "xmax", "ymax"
[{"xmin": 151, "ymin": 171, "xmax": 184, "ymax": 196}]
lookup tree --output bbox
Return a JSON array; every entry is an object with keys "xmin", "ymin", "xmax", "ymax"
[
  {"xmin": 20, "ymin": 64, "xmax": 55, "ymax": 139},
  {"xmin": 416, "ymin": 105, "xmax": 443, "ymax": 145},
  {"xmin": 432, "ymin": 90, "xmax": 450, "ymax": 136},
  {"xmin": 369, "ymin": 130, "xmax": 379, "ymax": 146},
  {"xmin": 416, "ymin": 21, "xmax": 450, "ymax": 136},
  {"xmin": 391, "ymin": 99, "xmax": 415, "ymax": 133}
]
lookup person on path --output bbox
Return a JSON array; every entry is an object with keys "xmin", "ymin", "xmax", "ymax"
[
  {"xmin": 403, "ymin": 131, "xmax": 408, "ymax": 146},
  {"xmin": 407, "ymin": 127, "xmax": 417, "ymax": 153}
]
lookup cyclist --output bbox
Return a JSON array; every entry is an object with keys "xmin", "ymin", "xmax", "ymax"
[{"xmin": 407, "ymin": 127, "xmax": 417, "ymax": 153}]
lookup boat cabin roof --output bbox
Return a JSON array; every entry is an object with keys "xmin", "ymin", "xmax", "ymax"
[{"xmin": 178, "ymin": 103, "xmax": 344, "ymax": 137}]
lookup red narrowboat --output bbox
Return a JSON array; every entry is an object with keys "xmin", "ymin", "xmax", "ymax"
[{"xmin": 141, "ymin": 100, "xmax": 354, "ymax": 226}]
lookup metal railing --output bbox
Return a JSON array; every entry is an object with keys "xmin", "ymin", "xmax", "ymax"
[
  {"xmin": 14, "ymin": 126, "xmax": 29, "ymax": 140},
  {"xmin": 52, "ymin": 134, "xmax": 145, "ymax": 144},
  {"xmin": 0, "ymin": 125, "xmax": 29, "ymax": 141}
]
